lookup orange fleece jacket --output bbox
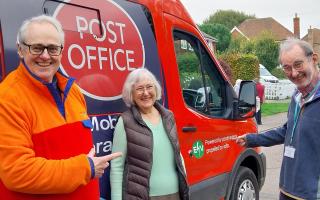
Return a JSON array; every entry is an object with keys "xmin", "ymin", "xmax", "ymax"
[{"xmin": 0, "ymin": 62, "xmax": 99, "ymax": 199}]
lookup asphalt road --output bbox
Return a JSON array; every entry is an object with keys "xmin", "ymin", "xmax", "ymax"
[{"xmin": 258, "ymin": 112, "xmax": 287, "ymax": 200}]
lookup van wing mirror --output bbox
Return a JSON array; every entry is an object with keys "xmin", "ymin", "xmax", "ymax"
[{"xmin": 238, "ymin": 81, "xmax": 256, "ymax": 119}]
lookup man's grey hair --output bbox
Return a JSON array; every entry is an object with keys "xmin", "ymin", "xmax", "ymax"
[
  {"xmin": 17, "ymin": 15, "xmax": 65, "ymax": 45},
  {"xmin": 279, "ymin": 37, "xmax": 314, "ymax": 63},
  {"xmin": 122, "ymin": 68, "xmax": 162, "ymax": 107}
]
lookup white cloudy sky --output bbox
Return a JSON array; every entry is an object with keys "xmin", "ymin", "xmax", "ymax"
[{"xmin": 180, "ymin": 0, "xmax": 319, "ymax": 37}]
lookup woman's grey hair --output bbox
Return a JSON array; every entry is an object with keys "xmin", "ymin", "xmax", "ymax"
[
  {"xmin": 17, "ymin": 15, "xmax": 65, "ymax": 45},
  {"xmin": 279, "ymin": 37, "xmax": 314, "ymax": 63},
  {"xmin": 122, "ymin": 68, "xmax": 162, "ymax": 107}
]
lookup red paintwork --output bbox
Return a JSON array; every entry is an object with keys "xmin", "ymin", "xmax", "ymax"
[
  {"xmin": 0, "ymin": 0, "xmax": 262, "ymax": 198},
  {"xmin": 129, "ymin": 0, "xmax": 259, "ymax": 186}
]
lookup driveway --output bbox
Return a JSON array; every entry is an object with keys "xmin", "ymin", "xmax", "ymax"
[{"xmin": 259, "ymin": 112, "xmax": 287, "ymax": 200}]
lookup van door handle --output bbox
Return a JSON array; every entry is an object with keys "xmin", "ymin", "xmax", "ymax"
[{"xmin": 182, "ymin": 126, "xmax": 197, "ymax": 132}]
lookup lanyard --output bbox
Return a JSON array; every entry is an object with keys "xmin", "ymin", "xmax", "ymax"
[
  {"xmin": 290, "ymin": 80, "xmax": 320, "ymax": 144},
  {"xmin": 290, "ymin": 103, "xmax": 300, "ymax": 144}
]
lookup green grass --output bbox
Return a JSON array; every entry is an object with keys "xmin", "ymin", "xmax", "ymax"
[{"xmin": 261, "ymin": 102, "xmax": 290, "ymax": 116}]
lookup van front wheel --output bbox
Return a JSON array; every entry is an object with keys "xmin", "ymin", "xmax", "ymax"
[{"xmin": 230, "ymin": 166, "xmax": 259, "ymax": 200}]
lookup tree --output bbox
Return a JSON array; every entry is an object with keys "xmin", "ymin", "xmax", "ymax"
[
  {"xmin": 176, "ymin": 52, "xmax": 200, "ymax": 88},
  {"xmin": 228, "ymin": 38, "xmax": 243, "ymax": 53},
  {"xmin": 176, "ymin": 52, "xmax": 199, "ymax": 73},
  {"xmin": 242, "ymin": 40, "xmax": 255, "ymax": 54},
  {"xmin": 254, "ymin": 32, "xmax": 279, "ymax": 71},
  {"xmin": 227, "ymin": 32, "xmax": 279, "ymax": 72},
  {"xmin": 228, "ymin": 37, "xmax": 254, "ymax": 54},
  {"xmin": 203, "ymin": 10, "xmax": 255, "ymax": 30},
  {"xmin": 199, "ymin": 23, "xmax": 231, "ymax": 52}
]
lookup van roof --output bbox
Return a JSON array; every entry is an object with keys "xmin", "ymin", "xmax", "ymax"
[{"xmin": 132, "ymin": 0, "xmax": 195, "ymax": 26}]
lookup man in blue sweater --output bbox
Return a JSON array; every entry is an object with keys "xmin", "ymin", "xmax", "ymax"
[{"xmin": 236, "ymin": 38, "xmax": 320, "ymax": 200}]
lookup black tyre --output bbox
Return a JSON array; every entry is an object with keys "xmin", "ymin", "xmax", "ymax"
[{"xmin": 230, "ymin": 166, "xmax": 259, "ymax": 200}]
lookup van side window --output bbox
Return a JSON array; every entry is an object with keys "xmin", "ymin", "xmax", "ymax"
[{"xmin": 174, "ymin": 31, "xmax": 226, "ymax": 117}]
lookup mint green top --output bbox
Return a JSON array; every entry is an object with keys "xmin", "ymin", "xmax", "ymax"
[{"xmin": 110, "ymin": 117, "xmax": 179, "ymax": 200}]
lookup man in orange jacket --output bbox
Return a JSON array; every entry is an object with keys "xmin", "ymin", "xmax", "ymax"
[{"xmin": 0, "ymin": 15, "xmax": 121, "ymax": 200}]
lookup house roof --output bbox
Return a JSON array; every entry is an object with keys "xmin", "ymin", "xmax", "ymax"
[
  {"xmin": 230, "ymin": 27, "xmax": 249, "ymax": 40},
  {"xmin": 312, "ymin": 28, "xmax": 320, "ymax": 44},
  {"xmin": 302, "ymin": 28, "xmax": 320, "ymax": 44},
  {"xmin": 201, "ymin": 31, "xmax": 218, "ymax": 42},
  {"xmin": 232, "ymin": 17, "xmax": 294, "ymax": 41}
]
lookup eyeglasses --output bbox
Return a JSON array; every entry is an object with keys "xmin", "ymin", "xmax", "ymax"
[
  {"xmin": 281, "ymin": 54, "xmax": 313, "ymax": 74},
  {"xmin": 135, "ymin": 84, "xmax": 154, "ymax": 94},
  {"xmin": 281, "ymin": 60, "xmax": 305, "ymax": 73},
  {"xmin": 22, "ymin": 42, "xmax": 63, "ymax": 56}
]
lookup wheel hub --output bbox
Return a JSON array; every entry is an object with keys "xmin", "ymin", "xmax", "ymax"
[{"xmin": 237, "ymin": 179, "xmax": 256, "ymax": 200}]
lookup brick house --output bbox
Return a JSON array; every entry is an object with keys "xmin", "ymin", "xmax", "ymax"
[
  {"xmin": 201, "ymin": 31, "xmax": 218, "ymax": 52},
  {"xmin": 302, "ymin": 27, "xmax": 320, "ymax": 55},
  {"xmin": 174, "ymin": 31, "xmax": 217, "ymax": 54},
  {"xmin": 231, "ymin": 17, "xmax": 295, "ymax": 42},
  {"xmin": 231, "ymin": 14, "xmax": 320, "ymax": 55}
]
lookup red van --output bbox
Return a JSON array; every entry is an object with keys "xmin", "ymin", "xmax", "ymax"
[{"xmin": 0, "ymin": 0, "xmax": 265, "ymax": 199}]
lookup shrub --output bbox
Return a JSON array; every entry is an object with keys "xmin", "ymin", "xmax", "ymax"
[
  {"xmin": 219, "ymin": 52, "xmax": 259, "ymax": 84},
  {"xmin": 176, "ymin": 52, "xmax": 199, "ymax": 73}
]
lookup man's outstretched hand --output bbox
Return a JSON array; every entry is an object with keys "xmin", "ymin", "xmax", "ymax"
[
  {"xmin": 235, "ymin": 134, "xmax": 248, "ymax": 147},
  {"xmin": 88, "ymin": 148, "xmax": 122, "ymax": 178}
]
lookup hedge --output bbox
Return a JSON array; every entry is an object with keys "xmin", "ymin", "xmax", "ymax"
[{"xmin": 219, "ymin": 52, "xmax": 259, "ymax": 84}]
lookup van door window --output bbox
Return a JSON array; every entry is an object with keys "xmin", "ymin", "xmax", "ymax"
[{"xmin": 174, "ymin": 30, "xmax": 226, "ymax": 117}]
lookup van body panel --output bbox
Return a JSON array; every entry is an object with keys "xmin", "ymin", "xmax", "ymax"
[
  {"xmin": 189, "ymin": 172, "xmax": 229, "ymax": 200},
  {"xmin": 0, "ymin": 21, "xmax": 5, "ymax": 80},
  {"xmin": 0, "ymin": 0, "xmax": 265, "ymax": 199}
]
